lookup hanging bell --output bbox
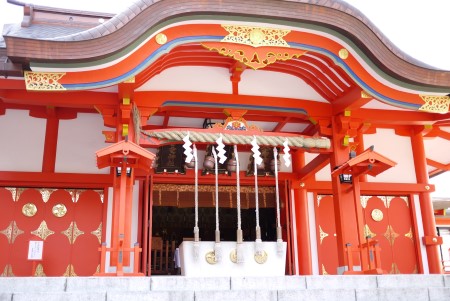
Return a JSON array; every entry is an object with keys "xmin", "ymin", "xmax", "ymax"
[
  {"xmin": 203, "ymin": 155, "xmax": 215, "ymax": 170},
  {"xmin": 227, "ymin": 154, "xmax": 237, "ymax": 172},
  {"xmin": 256, "ymin": 160, "xmax": 265, "ymax": 170},
  {"xmin": 185, "ymin": 157, "xmax": 195, "ymax": 169},
  {"xmin": 270, "ymin": 158, "xmax": 281, "ymax": 172}
]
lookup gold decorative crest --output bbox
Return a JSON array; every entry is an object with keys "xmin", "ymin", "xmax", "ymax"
[
  {"xmin": 360, "ymin": 196, "xmax": 371, "ymax": 208},
  {"xmin": 0, "ymin": 221, "xmax": 24, "ymax": 244},
  {"xmin": 419, "ymin": 95, "xmax": 450, "ymax": 113},
  {"xmin": 31, "ymin": 220, "xmax": 55, "ymax": 241},
  {"xmin": 34, "ymin": 263, "xmax": 46, "ymax": 277},
  {"xmin": 319, "ymin": 225, "xmax": 329, "ymax": 244},
  {"xmin": 390, "ymin": 262, "xmax": 400, "ymax": 274},
  {"xmin": 66, "ymin": 189, "xmax": 83, "ymax": 203},
  {"xmin": 321, "ymin": 264, "xmax": 329, "ymax": 275},
  {"xmin": 384, "ymin": 225, "xmax": 399, "ymax": 246},
  {"xmin": 22, "ymin": 203, "xmax": 37, "ymax": 217},
  {"xmin": 254, "ymin": 250, "xmax": 268, "ymax": 264},
  {"xmin": 24, "ymin": 71, "xmax": 66, "ymax": 91},
  {"xmin": 63, "ymin": 264, "xmax": 77, "ymax": 277},
  {"xmin": 91, "ymin": 223, "xmax": 102, "ymax": 244},
  {"xmin": 1, "ymin": 264, "xmax": 14, "ymax": 277},
  {"xmin": 61, "ymin": 222, "xmax": 84, "ymax": 244},
  {"xmin": 202, "ymin": 25, "xmax": 305, "ymax": 70},
  {"xmin": 371, "ymin": 209, "xmax": 383, "ymax": 222},
  {"xmin": 52, "ymin": 204, "xmax": 67, "ymax": 218},
  {"xmin": 5, "ymin": 187, "xmax": 26, "ymax": 202},
  {"xmin": 221, "ymin": 25, "xmax": 290, "ymax": 47},
  {"xmin": 364, "ymin": 224, "xmax": 377, "ymax": 239},
  {"xmin": 405, "ymin": 228, "xmax": 414, "ymax": 241},
  {"xmin": 39, "ymin": 189, "xmax": 56, "ymax": 203}
]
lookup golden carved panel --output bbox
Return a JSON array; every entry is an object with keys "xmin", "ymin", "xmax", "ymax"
[
  {"xmin": 31, "ymin": 220, "xmax": 55, "ymax": 241},
  {"xmin": 360, "ymin": 196, "xmax": 371, "ymax": 208},
  {"xmin": 221, "ymin": 25, "xmax": 290, "ymax": 47},
  {"xmin": 24, "ymin": 71, "xmax": 66, "ymax": 91},
  {"xmin": 419, "ymin": 95, "xmax": 450, "ymax": 113}
]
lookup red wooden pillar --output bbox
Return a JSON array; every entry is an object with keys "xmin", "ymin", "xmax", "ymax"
[
  {"xmin": 330, "ymin": 117, "xmax": 359, "ymax": 272},
  {"xmin": 411, "ymin": 131, "xmax": 443, "ymax": 274},
  {"xmin": 292, "ymin": 150, "xmax": 312, "ymax": 275}
]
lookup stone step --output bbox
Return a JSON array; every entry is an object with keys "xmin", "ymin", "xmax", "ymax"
[{"xmin": 0, "ymin": 275, "xmax": 449, "ymax": 301}]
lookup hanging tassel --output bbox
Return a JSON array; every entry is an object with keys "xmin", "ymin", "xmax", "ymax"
[
  {"xmin": 276, "ymin": 226, "xmax": 284, "ymax": 255},
  {"xmin": 193, "ymin": 226, "xmax": 200, "ymax": 260},
  {"xmin": 236, "ymin": 229, "xmax": 245, "ymax": 263},
  {"xmin": 214, "ymin": 230, "xmax": 222, "ymax": 262}
]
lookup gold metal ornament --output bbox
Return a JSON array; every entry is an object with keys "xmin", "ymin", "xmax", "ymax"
[
  {"xmin": 22, "ymin": 203, "xmax": 38, "ymax": 217},
  {"xmin": 52, "ymin": 204, "xmax": 67, "ymax": 218},
  {"xmin": 230, "ymin": 249, "xmax": 237, "ymax": 263},
  {"xmin": 419, "ymin": 95, "xmax": 450, "ymax": 114},
  {"xmin": 254, "ymin": 250, "xmax": 268, "ymax": 264},
  {"xmin": 221, "ymin": 25, "xmax": 290, "ymax": 47},
  {"xmin": 339, "ymin": 48, "xmax": 349, "ymax": 59},
  {"xmin": 24, "ymin": 71, "xmax": 66, "ymax": 91},
  {"xmin": 205, "ymin": 251, "xmax": 217, "ymax": 264},
  {"xmin": 155, "ymin": 33, "xmax": 167, "ymax": 45},
  {"xmin": 31, "ymin": 220, "xmax": 55, "ymax": 241},
  {"xmin": 371, "ymin": 209, "xmax": 383, "ymax": 222}
]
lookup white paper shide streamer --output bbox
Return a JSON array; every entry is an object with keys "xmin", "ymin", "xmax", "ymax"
[
  {"xmin": 183, "ymin": 132, "xmax": 193, "ymax": 163},
  {"xmin": 283, "ymin": 138, "xmax": 291, "ymax": 167},
  {"xmin": 215, "ymin": 134, "xmax": 227, "ymax": 164}
]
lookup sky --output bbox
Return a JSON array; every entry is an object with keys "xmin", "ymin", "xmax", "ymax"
[{"xmin": 0, "ymin": 0, "xmax": 449, "ymax": 195}]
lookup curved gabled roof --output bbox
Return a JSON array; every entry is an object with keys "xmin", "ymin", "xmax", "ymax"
[{"xmin": 3, "ymin": 0, "xmax": 450, "ymax": 89}]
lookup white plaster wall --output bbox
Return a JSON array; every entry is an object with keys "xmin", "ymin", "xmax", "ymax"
[
  {"xmin": 239, "ymin": 69, "xmax": 328, "ymax": 102},
  {"xmin": 55, "ymin": 113, "xmax": 110, "ymax": 174},
  {"xmin": 136, "ymin": 66, "xmax": 232, "ymax": 94},
  {"xmin": 0, "ymin": 109, "xmax": 46, "ymax": 172},
  {"xmin": 105, "ymin": 182, "xmax": 140, "ymax": 273},
  {"xmin": 363, "ymin": 128, "xmax": 416, "ymax": 183},
  {"xmin": 307, "ymin": 192, "xmax": 319, "ymax": 275},
  {"xmin": 305, "ymin": 153, "xmax": 332, "ymax": 182}
]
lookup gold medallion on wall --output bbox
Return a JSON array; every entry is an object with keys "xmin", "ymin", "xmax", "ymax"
[
  {"xmin": 371, "ymin": 209, "xmax": 383, "ymax": 222},
  {"xmin": 22, "ymin": 203, "xmax": 37, "ymax": 217},
  {"xmin": 254, "ymin": 251, "xmax": 268, "ymax": 264},
  {"xmin": 52, "ymin": 204, "xmax": 67, "ymax": 218}
]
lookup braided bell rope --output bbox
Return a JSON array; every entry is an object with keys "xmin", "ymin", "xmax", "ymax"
[{"xmin": 142, "ymin": 130, "xmax": 330, "ymax": 149}]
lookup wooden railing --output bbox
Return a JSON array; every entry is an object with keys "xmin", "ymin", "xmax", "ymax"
[{"xmin": 344, "ymin": 238, "xmax": 383, "ymax": 275}]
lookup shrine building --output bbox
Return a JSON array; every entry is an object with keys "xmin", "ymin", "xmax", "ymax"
[{"xmin": 0, "ymin": 0, "xmax": 449, "ymax": 277}]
